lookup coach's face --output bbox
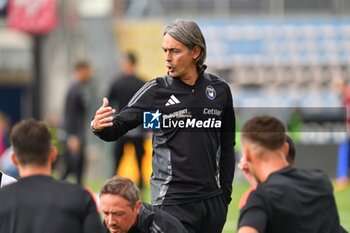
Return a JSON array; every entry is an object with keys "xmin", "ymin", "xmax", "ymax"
[
  {"xmin": 100, "ymin": 194, "xmax": 141, "ymax": 233},
  {"xmin": 162, "ymin": 33, "xmax": 200, "ymax": 79}
]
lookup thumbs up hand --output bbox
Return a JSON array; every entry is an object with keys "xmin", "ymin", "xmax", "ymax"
[
  {"xmin": 91, "ymin": 97, "xmax": 116, "ymax": 132},
  {"xmin": 102, "ymin": 97, "xmax": 109, "ymax": 108}
]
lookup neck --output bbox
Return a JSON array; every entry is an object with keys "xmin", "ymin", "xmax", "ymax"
[
  {"xmin": 178, "ymin": 67, "xmax": 199, "ymax": 86},
  {"xmin": 19, "ymin": 164, "xmax": 52, "ymax": 178},
  {"xmin": 124, "ymin": 69, "xmax": 135, "ymax": 76},
  {"xmin": 254, "ymin": 154, "xmax": 289, "ymax": 183}
]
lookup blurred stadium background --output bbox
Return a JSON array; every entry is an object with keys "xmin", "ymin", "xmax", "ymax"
[{"xmin": 0, "ymin": 0, "xmax": 350, "ymax": 231}]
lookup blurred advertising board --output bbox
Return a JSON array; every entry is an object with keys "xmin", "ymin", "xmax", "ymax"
[{"xmin": 7, "ymin": 0, "xmax": 57, "ymax": 35}]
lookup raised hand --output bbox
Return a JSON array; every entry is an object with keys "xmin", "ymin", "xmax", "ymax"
[
  {"xmin": 238, "ymin": 156, "xmax": 257, "ymax": 186},
  {"xmin": 91, "ymin": 97, "xmax": 116, "ymax": 132}
]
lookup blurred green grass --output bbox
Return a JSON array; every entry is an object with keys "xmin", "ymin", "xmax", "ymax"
[
  {"xmin": 86, "ymin": 179, "xmax": 350, "ymax": 233},
  {"xmin": 335, "ymin": 187, "xmax": 350, "ymax": 232}
]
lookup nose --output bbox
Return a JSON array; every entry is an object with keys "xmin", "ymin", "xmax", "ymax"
[
  {"xmin": 164, "ymin": 51, "xmax": 171, "ymax": 62},
  {"xmin": 107, "ymin": 215, "xmax": 117, "ymax": 225}
]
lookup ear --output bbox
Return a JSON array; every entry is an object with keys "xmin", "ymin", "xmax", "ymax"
[
  {"xmin": 243, "ymin": 144, "xmax": 252, "ymax": 163},
  {"xmin": 283, "ymin": 142, "xmax": 289, "ymax": 158},
  {"xmin": 11, "ymin": 153, "xmax": 19, "ymax": 167},
  {"xmin": 134, "ymin": 200, "xmax": 142, "ymax": 214},
  {"xmin": 50, "ymin": 147, "xmax": 58, "ymax": 164},
  {"xmin": 192, "ymin": 46, "xmax": 201, "ymax": 60}
]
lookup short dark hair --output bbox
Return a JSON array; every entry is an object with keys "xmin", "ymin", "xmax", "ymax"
[
  {"xmin": 125, "ymin": 52, "xmax": 137, "ymax": 66},
  {"xmin": 100, "ymin": 176, "xmax": 139, "ymax": 208},
  {"xmin": 286, "ymin": 135, "xmax": 296, "ymax": 164},
  {"xmin": 242, "ymin": 116, "xmax": 286, "ymax": 150},
  {"xmin": 74, "ymin": 60, "xmax": 90, "ymax": 70},
  {"xmin": 10, "ymin": 119, "xmax": 52, "ymax": 166}
]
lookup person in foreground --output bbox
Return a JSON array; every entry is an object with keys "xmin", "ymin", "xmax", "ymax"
[
  {"xmin": 0, "ymin": 119, "xmax": 103, "ymax": 233},
  {"xmin": 238, "ymin": 135, "xmax": 295, "ymax": 209},
  {"xmin": 92, "ymin": 19, "xmax": 235, "ymax": 233},
  {"xmin": 100, "ymin": 175, "xmax": 187, "ymax": 233},
  {"xmin": 237, "ymin": 116, "xmax": 344, "ymax": 233}
]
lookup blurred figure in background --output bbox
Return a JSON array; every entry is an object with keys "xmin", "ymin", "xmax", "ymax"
[
  {"xmin": 0, "ymin": 119, "xmax": 103, "ymax": 233},
  {"xmin": 107, "ymin": 52, "xmax": 146, "ymax": 189},
  {"xmin": 0, "ymin": 147, "xmax": 19, "ymax": 178},
  {"xmin": 0, "ymin": 112, "xmax": 18, "ymax": 178},
  {"xmin": 100, "ymin": 175, "xmax": 187, "ymax": 233},
  {"xmin": 0, "ymin": 112, "xmax": 11, "ymax": 158},
  {"xmin": 333, "ymin": 78, "xmax": 350, "ymax": 188},
  {"xmin": 60, "ymin": 60, "xmax": 92, "ymax": 185}
]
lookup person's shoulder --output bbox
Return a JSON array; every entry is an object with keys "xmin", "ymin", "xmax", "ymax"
[
  {"xmin": 286, "ymin": 166, "xmax": 330, "ymax": 182},
  {"xmin": 56, "ymin": 181, "xmax": 98, "ymax": 206},
  {"xmin": 66, "ymin": 81, "xmax": 82, "ymax": 95},
  {"xmin": 139, "ymin": 203, "xmax": 175, "ymax": 220},
  {"xmin": 0, "ymin": 177, "xmax": 22, "ymax": 203},
  {"xmin": 45, "ymin": 179, "xmax": 95, "ymax": 199},
  {"xmin": 134, "ymin": 203, "xmax": 156, "ymax": 232},
  {"xmin": 152, "ymin": 75, "xmax": 170, "ymax": 87},
  {"xmin": 203, "ymin": 72, "xmax": 228, "ymax": 84},
  {"xmin": 129, "ymin": 75, "xmax": 147, "ymax": 90},
  {"xmin": 59, "ymin": 180, "xmax": 92, "ymax": 192},
  {"xmin": 138, "ymin": 204, "xmax": 186, "ymax": 233},
  {"xmin": 264, "ymin": 166, "xmax": 295, "ymax": 183},
  {"xmin": 302, "ymin": 167, "xmax": 328, "ymax": 176},
  {"xmin": 139, "ymin": 203, "xmax": 156, "ymax": 217},
  {"xmin": 299, "ymin": 168, "xmax": 332, "ymax": 185},
  {"xmin": 203, "ymin": 72, "xmax": 232, "ymax": 91},
  {"xmin": 265, "ymin": 167, "xmax": 333, "ymax": 193},
  {"xmin": 69, "ymin": 80, "xmax": 81, "ymax": 88},
  {"xmin": 0, "ymin": 179, "xmax": 17, "ymax": 194},
  {"xmin": 258, "ymin": 167, "xmax": 292, "ymax": 192},
  {"xmin": 110, "ymin": 75, "xmax": 122, "ymax": 85},
  {"xmin": 134, "ymin": 77, "xmax": 167, "ymax": 92}
]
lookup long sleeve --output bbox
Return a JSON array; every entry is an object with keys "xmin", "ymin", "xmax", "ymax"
[
  {"xmin": 93, "ymin": 80, "xmax": 157, "ymax": 141},
  {"xmin": 219, "ymin": 85, "xmax": 236, "ymax": 204}
]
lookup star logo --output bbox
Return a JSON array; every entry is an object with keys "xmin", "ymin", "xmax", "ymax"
[
  {"xmin": 150, "ymin": 109, "xmax": 162, "ymax": 122},
  {"xmin": 143, "ymin": 110, "xmax": 162, "ymax": 129}
]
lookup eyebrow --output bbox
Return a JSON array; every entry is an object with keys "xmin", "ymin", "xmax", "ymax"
[
  {"xmin": 162, "ymin": 47, "xmax": 180, "ymax": 51},
  {"xmin": 102, "ymin": 210, "xmax": 125, "ymax": 214}
]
